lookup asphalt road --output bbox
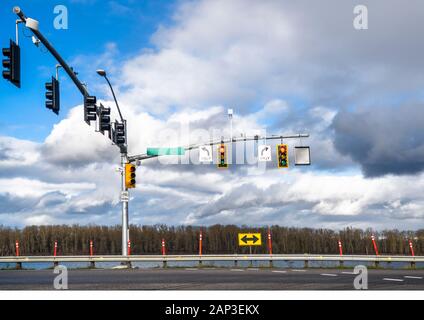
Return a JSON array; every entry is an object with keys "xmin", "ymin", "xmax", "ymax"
[{"xmin": 0, "ymin": 267, "xmax": 423, "ymax": 290}]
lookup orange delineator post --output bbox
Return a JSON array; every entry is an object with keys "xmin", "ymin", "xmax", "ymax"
[
  {"xmin": 409, "ymin": 239, "xmax": 415, "ymax": 257},
  {"xmin": 15, "ymin": 240, "xmax": 19, "ymax": 257},
  {"xmin": 199, "ymin": 231, "xmax": 203, "ymax": 256},
  {"xmin": 161, "ymin": 238, "xmax": 166, "ymax": 256},
  {"xmin": 127, "ymin": 240, "xmax": 131, "ymax": 256},
  {"xmin": 338, "ymin": 240, "xmax": 343, "ymax": 256},
  {"xmin": 267, "ymin": 228, "xmax": 273, "ymax": 255},
  {"xmin": 54, "ymin": 240, "xmax": 58, "ymax": 256},
  {"xmin": 371, "ymin": 235, "xmax": 379, "ymax": 256},
  {"xmin": 90, "ymin": 240, "xmax": 94, "ymax": 256}
]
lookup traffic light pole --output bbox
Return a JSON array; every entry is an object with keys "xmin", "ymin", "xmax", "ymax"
[{"xmin": 121, "ymin": 152, "xmax": 129, "ymax": 258}]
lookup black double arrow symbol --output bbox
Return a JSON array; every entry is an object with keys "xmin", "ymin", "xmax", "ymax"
[{"xmin": 241, "ymin": 234, "xmax": 259, "ymax": 244}]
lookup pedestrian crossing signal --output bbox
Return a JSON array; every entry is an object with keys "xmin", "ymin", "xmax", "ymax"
[{"xmin": 277, "ymin": 144, "xmax": 289, "ymax": 168}]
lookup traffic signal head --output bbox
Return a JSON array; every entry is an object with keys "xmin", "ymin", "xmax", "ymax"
[
  {"xmin": 45, "ymin": 76, "xmax": 60, "ymax": 115},
  {"xmin": 97, "ymin": 104, "xmax": 111, "ymax": 134},
  {"xmin": 113, "ymin": 121, "xmax": 126, "ymax": 145},
  {"xmin": 217, "ymin": 143, "xmax": 228, "ymax": 168},
  {"xmin": 84, "ymin": 95, "xmax": 97, "ymax": 124},
  {"xmin": 2, "ymin": 39, "xmax": 20, "ymax": 88},
  {"xmin": 277, "ymin": 143, "xmax": 289, "ymax": 168},
  {"xmin": 125, "ymin": 163, "xmax": 136, "ymax": 188}
]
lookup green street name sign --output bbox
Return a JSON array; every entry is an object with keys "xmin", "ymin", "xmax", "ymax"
[{"xmin": 147, "ymin": 147, "xmax": 185, "ymax": 156}]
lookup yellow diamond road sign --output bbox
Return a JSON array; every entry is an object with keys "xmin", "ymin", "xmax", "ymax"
[{"xmin": 238, "ymin": 233, "xmax": 262, "ymax": 246}]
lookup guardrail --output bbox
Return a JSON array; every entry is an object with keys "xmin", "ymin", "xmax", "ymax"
[{"xmin": 0, "ymin": 254, "xmax": 422, "ymax": 269}]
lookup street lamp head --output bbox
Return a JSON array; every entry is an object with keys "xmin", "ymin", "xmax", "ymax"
[{"xmin": 96, "ymin": 69, "xmax": 106, "ymax": 77}]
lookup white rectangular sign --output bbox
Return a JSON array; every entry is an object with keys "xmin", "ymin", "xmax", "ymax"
[
  {"xmin": 258, "ymin": 145, "xmax": 271, "ymax": 162},
  {"xmin": 120, "ymin": 191, "xmax": 129, "ymax": 202},
  {"xmin": 199, "ymin": 145, "xmax": 213, "ymax": 162},
  {"xmin": 295, "ymin": 146, "xmax": 311, "ymax": 165}
]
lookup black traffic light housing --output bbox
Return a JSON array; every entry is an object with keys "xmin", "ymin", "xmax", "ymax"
[
  {"xmin": 113, "ymin": 121, "xmax": 126, "ymax": 146},
  {"xmin": 84, "ymin": 95, "xmax": 97, "ymax": 124},
  {"xmin": 97, "ymin": 104, "xmax": 111, "ymax": 134},
  {"xmin": 45, "ymin": 76, "xmax": 60, "ymax": 115},
  {"xmin": 2, "ymin": 39, "xmax": 20, "ymax": 88}
]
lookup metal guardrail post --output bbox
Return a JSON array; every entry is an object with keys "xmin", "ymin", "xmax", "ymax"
[
  {"xmin": 15, "ymin": 262, "xmax": 22, "ymax": 270},
  {"xmin": 304, "ymin": 260, "xmax": 309, "ymax": 268}
]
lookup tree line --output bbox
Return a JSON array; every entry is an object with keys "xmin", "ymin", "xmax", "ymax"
[{"xmin": 0, "ymin": 224, "xmax": 422, "ymax": 256}]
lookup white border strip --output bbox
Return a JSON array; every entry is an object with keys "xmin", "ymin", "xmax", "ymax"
[{"xmin": 0, "ymin": 291, "xmax": 423, "ymax": 300}]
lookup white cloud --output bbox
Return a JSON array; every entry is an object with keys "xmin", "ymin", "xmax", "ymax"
[
  {"xmin": 42, "ymin": 105, "xmax": 117, "ymax": 166},
  {"xmin": 0, "ymin": 178, "xmax": 95, "ymax": 198}
]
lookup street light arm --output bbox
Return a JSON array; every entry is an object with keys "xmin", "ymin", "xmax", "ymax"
[{"xmin": 104, "ymin": 75, "xmax": 124, "ymax": 123}]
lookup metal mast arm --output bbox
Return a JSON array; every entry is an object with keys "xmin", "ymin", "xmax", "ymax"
[
  {"xmin": 14, "ymin": 7, "xmax": 89, "ymax": 97},
  {"xmin": 127, "ymin": 133, "xmax": 309, "ymax": 162}
]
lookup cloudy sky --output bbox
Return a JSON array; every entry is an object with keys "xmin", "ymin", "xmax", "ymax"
[{"xmin": 1, "ymin": 0, "xmax": 424, "ymax": 230}]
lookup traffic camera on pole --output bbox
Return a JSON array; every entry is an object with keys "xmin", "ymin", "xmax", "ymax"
[
  {"xmin": 125, "ymin": 163, "xmax": 136, "ymax": 189},
  {"xmin": 217, "ymin": 143, "xmax": 228, "ymax": 168},
  {"xmin": 45, "ymin": 76, "xmax": 60, "ymax": 115},
  {"xmin": 97, "ymin": 104, "xmax": 111, "ymax": 134},
  {"xmin": 2, "ymin": 39, "xmax": 20, "ymax": 88},
  {"xmin": 277, "ymin": 144, "xmax": 289, "ymax": 168},
  {"xmin": 84, "ymin": 95, "xmax": 97, "ymax": 124}
]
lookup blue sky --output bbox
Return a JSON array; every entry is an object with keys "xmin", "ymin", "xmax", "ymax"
[{"xmin": 1, "ymin": 0, "xmax": 424, "ymax": 230}]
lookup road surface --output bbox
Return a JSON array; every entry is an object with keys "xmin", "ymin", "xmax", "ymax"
[{"xmin": 0, "ymin": 267, "xmax": 423, "ymax": 290}]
